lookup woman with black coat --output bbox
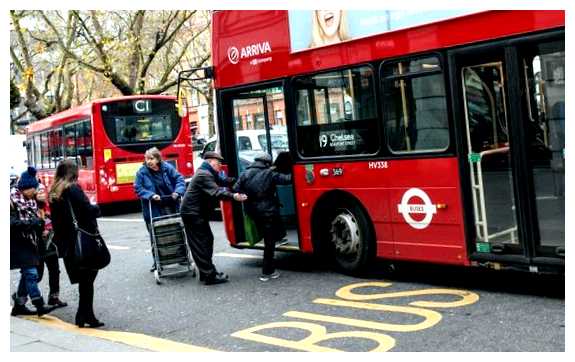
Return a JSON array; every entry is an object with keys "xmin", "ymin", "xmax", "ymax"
[{"xmin": 49, "ymin": 160, "xmax": 104, "ymax": 328}]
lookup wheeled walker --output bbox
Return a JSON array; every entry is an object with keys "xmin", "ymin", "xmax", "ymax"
[{"xmin": 148, "ymin": 197, "xmax": 195, "ymax": 284}]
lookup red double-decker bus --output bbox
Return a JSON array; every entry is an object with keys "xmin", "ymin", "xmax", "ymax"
[
  {"xmin": 188, "ymin": 10, "xmax": 564, "ymax": 274},
  {"xmin": 26, "ymin": 95, "xmax": 194, "ymax": 205}
]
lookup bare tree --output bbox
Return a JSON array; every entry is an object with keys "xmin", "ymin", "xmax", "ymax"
[{"xmin": 10, "ymin": 10, "xmax": 212, "ymax": 122}]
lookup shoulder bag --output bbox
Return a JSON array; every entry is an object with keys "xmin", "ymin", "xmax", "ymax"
[{"xmin": 67, "ymin": 199, "xmax": 111, "ymax": 270}]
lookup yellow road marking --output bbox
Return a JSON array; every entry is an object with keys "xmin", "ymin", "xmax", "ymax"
[
  {"xmin": 23, "ymin": 315, "xmax": 217, "ymax": 352},
  {"xmin": 335, "ymin": 282, "xmax": 480, "ymax": 308},
  {"xmin": 231, "ymin": 321, "xmax": 396, "ymax": 352},
  {"xmin": 311, "ymin": 298, "xmax": 442, "ymax": 332}
]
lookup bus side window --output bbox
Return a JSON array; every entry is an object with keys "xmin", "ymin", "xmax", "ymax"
[
  {"xmin": 382, "ymin": 55, "xmax": 449, "ymax": 154},
  {"xmin": 33, "ymin": 135, "xmax": 41, "ymax": 169},
  {"xmin": 40, "ymin": 133, "xmax": 50, "ymax": 169},
  {"xmin": 293, "ymin": 65, "xmax": 379, "ymax": 157},
  {"xmin": 77, "ymin": 120, "xmax": 93, "ymax": 168},
  {"xmin": 51, "ymin": 129, "xmax": 64, "ymax": 167},
  {"xmin": 64, "ymin": 124, "xmax": 78, "ymax": 164}
]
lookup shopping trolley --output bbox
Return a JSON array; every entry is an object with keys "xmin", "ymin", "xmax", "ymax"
[{"xmin": 148, "ymin": 196, "xmax": 195, "ymax": 284}]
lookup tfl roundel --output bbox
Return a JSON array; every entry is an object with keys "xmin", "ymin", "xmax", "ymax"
[{"xmin": 397, "ymin": 188, "xmax": 437, "ymax": 230}]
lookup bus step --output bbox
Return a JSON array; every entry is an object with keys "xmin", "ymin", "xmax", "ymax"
[{"xmin": 490, "ymin": 243, "xmax": 505, "ymax": 253}]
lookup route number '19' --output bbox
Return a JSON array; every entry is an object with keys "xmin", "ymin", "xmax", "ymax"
[{"xmin": 319, "ymin": 134, "xmax": 328, "ymax": 148}]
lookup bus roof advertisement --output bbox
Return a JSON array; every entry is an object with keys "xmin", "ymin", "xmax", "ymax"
[
  {"xmin": 213, "ymin": 11, "xmax": 563, "ymax": 90},
  {"xmin": 288, "ymin": 10, "xmax": 475, "ymax": 52}
]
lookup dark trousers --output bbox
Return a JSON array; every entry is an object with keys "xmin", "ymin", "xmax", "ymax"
[
  {"xmin": 181, "ymin": 214, "xmax": 216, "ymax": 278},
  {"xmin": 254, "ymin": 214, "xmax": 284, "ymax": 275},
  {"xmin": 77, "ymin": 269, "xmax": 98, "ymax": 319},
  {"xmin": 37, "ymin": 254, "xmax": 60, "ymax": 297}
]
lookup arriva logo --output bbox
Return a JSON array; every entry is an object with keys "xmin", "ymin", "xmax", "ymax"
[
  {"xmin": 227, "ymin": 41, "xmax": 272, "ymax": 64},
  {"xmin": 227, "ymin": 47, "xmax": 240, "ymax": 64}
]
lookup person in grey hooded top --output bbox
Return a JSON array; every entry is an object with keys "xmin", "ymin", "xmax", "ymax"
[{"xmin": 234, "ymin": 152, "xmax": 292, "ymax": 281}]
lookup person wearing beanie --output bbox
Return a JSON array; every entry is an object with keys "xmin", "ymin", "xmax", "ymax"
[
  {"xmin": 10, "ymin": 166, "xmax": 56, "ymax": 317},
  {"xmin": 17, "ymin": 166, "xmax": 39, "ymax": 190}
]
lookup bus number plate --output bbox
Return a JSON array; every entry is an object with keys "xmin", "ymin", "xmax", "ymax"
[{"xmin": 368, "ymin": 161, "xmax": 388, "ymax": 169}]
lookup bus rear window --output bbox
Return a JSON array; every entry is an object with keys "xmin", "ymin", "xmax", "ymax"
[{"xmin": 100, "ymin": 99, "xmax": 181, "ymax": 151}]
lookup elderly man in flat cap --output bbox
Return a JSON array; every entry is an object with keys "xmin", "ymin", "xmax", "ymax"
[{"xmin": 180, "ymin": 152, "xmax": 247, "ymax": 285}]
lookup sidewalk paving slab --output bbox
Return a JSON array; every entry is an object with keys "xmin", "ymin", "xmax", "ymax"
[{"xmin": 11, "ymin": 316, "xmax": 151, "ymax": 352}]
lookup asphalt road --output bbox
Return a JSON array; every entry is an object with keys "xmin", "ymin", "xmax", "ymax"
[{"xmin": 10, "ymin": 208, "xmax": 565, "ymax": 352}]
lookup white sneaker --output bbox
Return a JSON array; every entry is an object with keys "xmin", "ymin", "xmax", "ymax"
[
  {"xmin": 276, "ymin": 239, "xmax": 289, "ymax": 246},
  {"xmin": 259, "ymin": 271, "xmax": 280, "ymax": 281}
]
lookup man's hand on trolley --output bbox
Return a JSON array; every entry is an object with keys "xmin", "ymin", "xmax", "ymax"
[
  {"xmin": 151, "ymin": 194, "xmax": 161, "ymax": 201},
  {"xmin": 233, "ymin": 193, "xmax": 248, "ymax": 202},
  {"xmin": 171, "ymin": 192, "xmax": 180, "ymax": 200}
]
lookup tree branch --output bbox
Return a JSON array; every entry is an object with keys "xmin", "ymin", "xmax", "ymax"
[
  {"xmin": 128, "ymin": 10, "xmax": 145, "ymax": 89},
  {"xmin": 146, "ymin": 79, "xmax": 178, "ymax": 95},
  {"xmin": 39, "ymin": 11, "xmax": 105, "ymax": 74},
  {"xmin": 11, "ymin": 10, "xmax": 47, "ymax": 119},
  {"xmin": 138, "ymin": 10, "xmax": 194, "ymax": 92}
]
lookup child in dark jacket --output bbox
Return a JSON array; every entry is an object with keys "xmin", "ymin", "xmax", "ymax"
[{"xmin": 10, "ymin": 167, "xmax": 56, "ymax": 316}]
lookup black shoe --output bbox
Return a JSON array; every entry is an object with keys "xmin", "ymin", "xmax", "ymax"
[
  {"xmin": 204, "ymin": 273, "xmax": 229, "ymax": 285},
  {"xmin": 11, "ymin": 303, "xmax": 36, "ymax": 316},
  {"xmin": 150, "ymin": 264, "xmax": 157, "ymax": 272},
  {"xmin": 47, "ymin": 296, "xmax": 68, "ymax": 308},
  {"xmin": 75, "ymin": 314, "xmax": 105, "ymax": 328},
  {"xmin": 31, "ymin": 297, "xmax": 57, "ymax": 317},
  {"xmin": 199, "ymin": 271, "xmax": 228, "ymax": 282}
]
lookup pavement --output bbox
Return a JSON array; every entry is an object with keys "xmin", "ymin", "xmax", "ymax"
[{"xmin": 10, "ymin": 316, "xmax": 150, "ymax": 352}]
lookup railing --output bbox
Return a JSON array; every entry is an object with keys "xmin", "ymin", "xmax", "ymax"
[{"xmin": 469, "ymin": 146, "xmax": 518, "ymax": 245}]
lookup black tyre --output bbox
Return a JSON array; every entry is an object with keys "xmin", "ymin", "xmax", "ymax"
[{"xmin": 326, "ymin": 203, "xmax": 375, "ymax": 274}]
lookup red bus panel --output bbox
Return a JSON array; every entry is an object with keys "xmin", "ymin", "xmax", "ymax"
[{"xmin": 212, "ymin": 10, "xmax": 564, "ymax": 89}]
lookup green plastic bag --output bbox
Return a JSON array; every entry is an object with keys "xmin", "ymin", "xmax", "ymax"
[{"xmin": 243, "ymin": 214, "xmax": 262, "ymax": 246}]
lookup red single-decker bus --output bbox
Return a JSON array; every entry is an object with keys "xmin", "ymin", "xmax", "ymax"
[{"xmin": 26, "ymin": 95, "xmax": 194, "ymax": 205}]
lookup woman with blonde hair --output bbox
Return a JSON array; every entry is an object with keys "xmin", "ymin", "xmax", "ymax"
[
  {"xmin": 310, "ymin": 10, "xmax": 349, "ymax": 48},
  {"xmin": 49, "ymin": 160, "xmax": 105, "ymax": 328}
]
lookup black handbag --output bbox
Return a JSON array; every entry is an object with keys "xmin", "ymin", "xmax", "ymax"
[{"xmin": 67, "ymin": 199, "xmax": 111, "ymax": 270}]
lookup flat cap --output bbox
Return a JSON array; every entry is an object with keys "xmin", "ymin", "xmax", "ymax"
[{"xmin": 203, "ymin": 151, "xmax": 224, "ymax": 161}]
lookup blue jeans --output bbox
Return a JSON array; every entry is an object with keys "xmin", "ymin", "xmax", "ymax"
[{"xmin": 16, "ymin": 267, "xmax": 42, "ymax": 302}]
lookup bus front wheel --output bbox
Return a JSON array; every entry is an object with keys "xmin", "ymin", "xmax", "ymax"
[{"xmin": 326, "ymin": 204, "xmax": 375, "ymax": 274}]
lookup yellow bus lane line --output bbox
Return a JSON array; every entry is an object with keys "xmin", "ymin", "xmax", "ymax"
[{"xmin": 22, "ymin": 315, "xmax": 218, "ymax": 352}]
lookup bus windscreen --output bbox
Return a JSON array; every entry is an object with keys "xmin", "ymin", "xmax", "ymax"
[{"xmin": 101, "ymin": 99, "xmax": 181, "ymax": 150}]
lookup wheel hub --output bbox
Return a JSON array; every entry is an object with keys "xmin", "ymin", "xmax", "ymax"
[{"xmin": 330, "ymin": 210, "xmax": 360, "ymax": 256}]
